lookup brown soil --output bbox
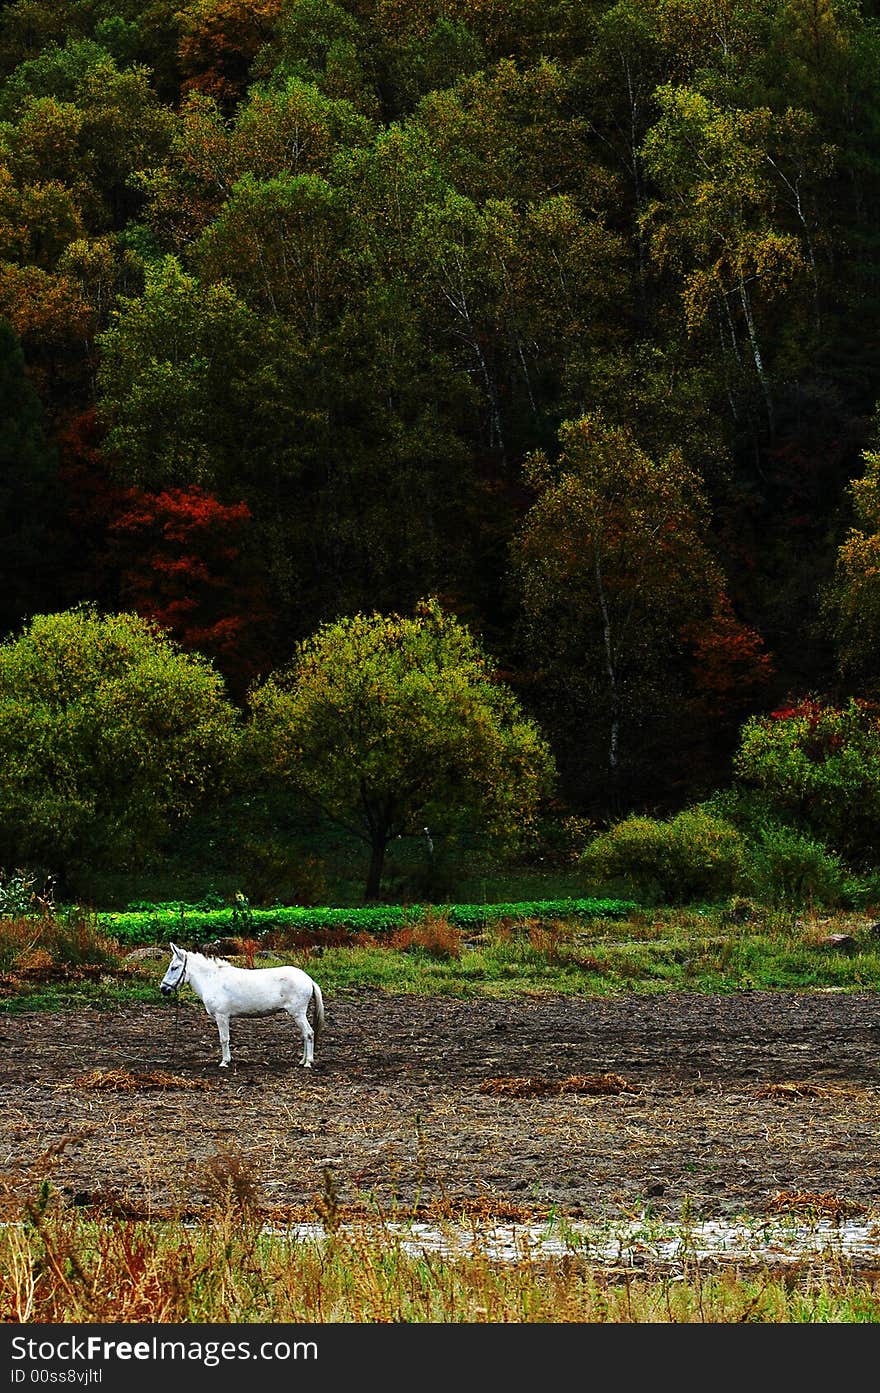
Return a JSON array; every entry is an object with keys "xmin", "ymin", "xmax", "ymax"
[{"xmin": 3, "ymin": 988, "xmax": 880, "ymax": 1224}]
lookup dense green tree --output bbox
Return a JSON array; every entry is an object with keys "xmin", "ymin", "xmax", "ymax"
[
  {"xmin": 95, "ymin": 245, "xmax": 478, "ymax": 637},
  {"xmin": 0, "ymin": 0, "xmax": 875, "ymax": 842},
  {"xmin": 641, "ymin": 85, "xmax": 812, "ymax": 433},
  {"xmin": 414, "ymin": 58, "xmax": 602, "ymax": 204},
  {"xmin": 252, "ymin": 0, "xmax": 379, "ymax": 114},
  {"xmin": 0, "ymin": 1, "xmax": 183, "ymax": 99},
  {"xmin": 0, "ymin": 317, "xmax": 61, "ymax": 634},
  {"xmin": 0, "ymin": 607, "xmax": 240, "ymax": 883},
  {"xmin": 0, "ymin": 39, "xmax": 174, "ymax": 229},
  {"xmin": 246, "ymin": 599, "xmax": 556, "ymax": 898},
  {"xmin": 193, "ymin": 171, "xmax": 348, "ymax": 336},
  {"xmin": 96, "ymin": 255, "xmax": 308, "ymax": 491}
]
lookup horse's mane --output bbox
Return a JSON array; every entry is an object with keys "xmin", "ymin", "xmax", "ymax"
[{"xmin": 190, "ymin": 950, "xmax": 233, "ymax": 970}]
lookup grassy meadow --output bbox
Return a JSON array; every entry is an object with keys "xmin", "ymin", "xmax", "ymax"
[{"xmin": 3, "ymin": 897, "xmax": 880, "ymax": 1013}]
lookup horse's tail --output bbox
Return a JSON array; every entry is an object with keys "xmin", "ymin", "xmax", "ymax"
[{"xmin": 311, "ymin": 980, "xmax": 325, "ymax": 1036}]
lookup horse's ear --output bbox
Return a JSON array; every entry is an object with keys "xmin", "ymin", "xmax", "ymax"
[{"xmin": 170, "ymin": 942, "xmax": 181, "ymax": 955}]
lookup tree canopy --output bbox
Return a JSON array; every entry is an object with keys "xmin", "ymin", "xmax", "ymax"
[
  {"xmin": 1, "ymin": 0, "xmax": 880, "ymax": 833},
  {"xmin": 246, "ymin": 598, "xmax": 556, "ymax": 898},
  {"xmin": 0, "ymin": 607, "xmax": 240, "ymax": 884}
]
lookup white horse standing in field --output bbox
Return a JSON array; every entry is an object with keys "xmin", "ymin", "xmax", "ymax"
[{"xmin": 160, "ymin": 943, "xmax": 325, "ymax": 1069}]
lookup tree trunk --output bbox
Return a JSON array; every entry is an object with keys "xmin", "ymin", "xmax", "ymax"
[
  {"xmin": 365, "ymin": 832, "xmax": 387, "ymax": 901},
  {"xmin": 738, "ymin": 274, "xmax": 774, "ymax": 434},
  {"xmin": 594, "ymin": 540, "xmax": 621, "ymax": 814}
]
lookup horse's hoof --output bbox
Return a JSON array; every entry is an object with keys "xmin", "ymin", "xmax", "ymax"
[{"xmin": 219, "ymin": 1062, "xmax": 229, "ymax": 1069}]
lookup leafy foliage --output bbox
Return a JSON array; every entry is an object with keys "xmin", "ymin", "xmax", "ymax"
[
  {"xmin": 739, "ymin": 819, "xmax": 848, "ymax": 907},
  {"xmin": 247, "ymin": 597, "xmax": 557, "ymax": 897},
  {"xmin": 734, "ymin": 697, "xmax": 880, "ymax": 863},
  {"xmin": 582, "ymin": 807, "xmax": 746, "ymax": 904},
  {"xmin": 0, "ymin": 607, "xmax": 240, "ymax": 884},
  {"xmin": 1, "ymin": 0, "xmax": 880, "ymax": 874},
  {"xmin": 97, "ymin": 896, "xmax": 638, "ymax": 944}
]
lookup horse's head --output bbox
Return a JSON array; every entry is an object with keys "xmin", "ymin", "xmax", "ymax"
[{"xmin": 160, "ymin": 943, "xmax": 187, "ymax": 996}]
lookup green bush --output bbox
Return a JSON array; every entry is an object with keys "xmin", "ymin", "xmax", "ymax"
[
  {"xmin": 839, "ymin": 868, "xmax": 880, "ymax": 910},
  {"xmin": 704, "ymin": 785, "xmax": 870, "ymax": 909},
  {"xmin": 740, "ymin": 822, "xmax": 848, "ymax": 907},
  {"xmin": 581, "ymin": 816, "xmax": 674, "ymax": 901},
  {"xmin": 0, "ymin": 867, "xmax": 56, "ymax": 917},
  {"xmin": 581, "ymin": 808, "xmax": 745, "ymax": 903},
  {"xmin": 734, "ymin": 697, "xmax": 880, "ymax": 863}
]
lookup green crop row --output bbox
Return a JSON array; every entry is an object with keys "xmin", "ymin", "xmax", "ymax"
[{"xmin": 96, "ymin": 898, "xmax": 639, "ymax": 945}]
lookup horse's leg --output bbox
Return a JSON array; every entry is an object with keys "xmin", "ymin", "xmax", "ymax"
[
  {"xmin": 215, "ymin": 1013, "xmax": 232, "ymax": 1067},
  {"xmin": 288, "ymin": 1006, "xmax": 314, "ymax": 1067}
]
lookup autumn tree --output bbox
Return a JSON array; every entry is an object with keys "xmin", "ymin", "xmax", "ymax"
[
  {"xmin": 246, "ymin": 598, "xmax": 556, "ymax": 899},
  {"xmin": 109, "ymin": 483, "xmax": 273, "ymax": 694},
  {"xmin": 0, "ymin": 607, "xmax": 240, "ymax": 884},
  {"xmin": 177, "ymin": 0, "xmax": 282, "ymax": 108},
  {"xmin": 512, "ymin": 411, "xmax": 767, "ymax": 807}
]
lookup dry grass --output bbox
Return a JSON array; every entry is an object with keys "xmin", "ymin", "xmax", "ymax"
[
  {"xmin": 0, "ymin": 909, "xmax": 121, "ymax": 982},
  {"xmin": 755, "ymin": 1081, "xmax": 851, "ymax": 1101},
  {"xmin": 198, "ymin": 1147, "xmax": 262, "ymax": 1212},
  {"xmin": 767, "ymin": 1190, "xmax": 867, "ymax": 1219},
  {"xmin": 388, "ymin": 911, "xmax": 463, "ymax": 959},
  {"xmin": 3, "ymin": 1186, "xmax": 880, "ymax": 1323},
  {"xmin": 68, "ymin": 1069, "xmax": 211, "ymax": 1092},
  {"xmin": 478, "ymin": 1073, "xmax": 639, "ymax": 1098}
]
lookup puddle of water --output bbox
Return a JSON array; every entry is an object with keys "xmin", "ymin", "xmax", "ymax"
[{"xmin": 267, "ymin": 1216, "xmax": 880, "ymax": 1272}]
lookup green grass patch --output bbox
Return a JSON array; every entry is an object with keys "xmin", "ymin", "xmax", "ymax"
[
  {"xmin": 6, "ymin": 905, "xmax": 880, "ymax": 1011},
  {"xmin": 94, "ymin": 897, "xmax": 639, "ymax": 946}
]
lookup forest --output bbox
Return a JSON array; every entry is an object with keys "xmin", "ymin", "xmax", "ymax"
[{"xmin": 2, "ymin": 0, "xmax": 880, "ymax": 901}]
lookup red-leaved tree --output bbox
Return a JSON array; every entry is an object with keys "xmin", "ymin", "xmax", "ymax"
[
  {"xmin": 109, "ymin": 484, "xmax": 273, "ymax": 696},
  {"xmin": 683, "ymin": 592, "xmax": 774, "ymax": 717}
]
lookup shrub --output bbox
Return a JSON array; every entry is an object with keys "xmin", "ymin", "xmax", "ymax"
[
  {"xmin": 666, "ymin": 807, "xmax": 746, "ymax": 900},
  {"xmin": 740, "ymin": 823, "xmax": 848, "ymax": 907},
  {"xmin": 0, "ymin": 908, "xmax": 120, "ymax": 975},
  {"xmin": 581, "ymin": 808, "xmax": 745, "ymax": 903},
  {"xmin": 0, "ymin": 867, "xmax": 56, "ymax": 917},
  {"xmin": 582, "ymin": 815, "xmax": 675, "ymax": 901},
  {"xmin": 734, "ymin": 697, "xmax": 880, "ymax": 863},
  {"xmin": 839, "ymin": 868, "xmax": 880, "ymax": 910}
]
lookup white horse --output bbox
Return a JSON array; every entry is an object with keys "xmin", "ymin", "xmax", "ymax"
[{"xmin": 160, "ymin": 943, "xmax": 325, "ymax": 1069}]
